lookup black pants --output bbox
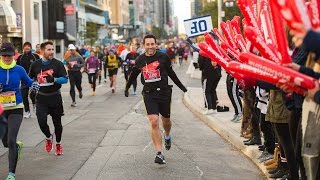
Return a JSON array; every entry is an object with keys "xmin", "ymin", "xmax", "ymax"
[
  {"xmin": 88, "ymin": 73, "xmax": 97, "ymax": 91},
  {"xmin": 68, "ymin": 71, "xmax": 82, "ymax": 103},
  {"xmin": 226, "ymin": 74, "xmax": 242, "ymax": 115},
  {"xmin": 203, "ymin": 76, "xmax": 221, "ymax": 110},
  {"xmin": 260, "ymin": 113, "xmax": 275, "ymax": 154},
  {"xmin": 124, "ymin": 69, "xmax": 137, "ymax": 92},
  {"xmin": 103, "ymin": 63, "xmax": 108, "ymax": 79},
  {"xmin": 21, "ymin": 87, "xmax": 35, "ymax": 112},
  {"xmin": 36, "ymin": 94, "xmax": 64, "ymax": 142},
  {"xmin": 272, "ymin": 122, "xmax": 299, "ymax": 180},
  {"xmin": 289, "ymin": 108, "xmax": 307, "ymax": 180},
  {"xmin": 2, "ymin": 108, "xmax": 23, "ymax": 173},
  {"xmin": 251, "ymin": 106, "xmax": 261, "ymax": 137}
]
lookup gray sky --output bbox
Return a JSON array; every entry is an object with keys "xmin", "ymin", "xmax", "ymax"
[{"xmin": 173, "ymin": 0, "xmax": 191, "ymax": 34}]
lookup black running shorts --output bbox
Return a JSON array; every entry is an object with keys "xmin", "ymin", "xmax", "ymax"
[
  {"xmin": 108, "ymin": 68, "xmax": 118, "ymax": 77},
  {"xmin": 142, "ymin": 89, "xmax": 172, "ymax": 118}
]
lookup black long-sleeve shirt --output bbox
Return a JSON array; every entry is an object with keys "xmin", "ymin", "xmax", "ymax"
[
  {"xmin": 125, "ymin": 51, "xmax": 187, "ymax": 93},
  {"xmin": 17, "ymin": 52, "xmax": 40, "ymax": 88},
  {"xmin": 198, "ymin": 54, "xmax": 221, "ymax": 79}
]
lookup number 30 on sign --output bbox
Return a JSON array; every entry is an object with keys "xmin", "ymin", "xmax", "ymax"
[{"xmin": 184, "ymin": 15, "xmax": 213, "ymax": 38}]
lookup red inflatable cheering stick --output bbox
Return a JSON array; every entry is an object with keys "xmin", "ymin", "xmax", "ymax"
[
  {"xmin": 199, "ymin": 42, "xmax": 230, "ymax": 71},
  {"xmin": 240, "ymin": 53, "xmax": 318, "ymax": 90},
  {"xmin": 306, "ymin": 1, "xmax": 320, "ymax": 29},
  {"xmin": 212, "ymin": 28, "xmax": 226, "ymax": 43},
  {"xmin": 227, "ymin": 61, "xmax": 306, "ymax": 95},
  {"xmin": 237, "ymin": 0, "xmax": 263, "ymax": 38},
  {"xmin": 244, "ymin": 26, "xmax": 280, "ymax": 63},
  {"xmin": 220, "ymin": 21, "xmax": 238, "ymax": 50}
]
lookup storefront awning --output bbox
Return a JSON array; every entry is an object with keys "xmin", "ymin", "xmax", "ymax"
[
  {"xmin": 86, "ymin": 13, "xmax": 105, "ymax": 25},
  {"xmin": 0, "ymin": 1, "xmax": 17, "ymax": 29}
]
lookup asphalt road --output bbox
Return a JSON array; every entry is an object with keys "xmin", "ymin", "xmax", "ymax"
[{"xmin": 0, "ymin": 61, "xmax": 263, "ymax": 180}]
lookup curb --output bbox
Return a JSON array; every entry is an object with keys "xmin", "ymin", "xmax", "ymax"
[{"xmin": 183, "ymin": 88, "xmax": 271, "ymax": 180}]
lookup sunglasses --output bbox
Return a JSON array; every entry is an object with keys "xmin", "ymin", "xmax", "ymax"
[{"xmin": 1, "ymin": 55, "xmax": 13, "ymax": 57}]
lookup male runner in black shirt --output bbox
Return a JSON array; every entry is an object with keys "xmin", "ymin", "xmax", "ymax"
[
  {"xmin": 29, "ymin": 41, "xmax": 68, "ymax": 156},
  {"xmin": 125, "ymin": 35, "xmax": 187, "ymax": 164}
]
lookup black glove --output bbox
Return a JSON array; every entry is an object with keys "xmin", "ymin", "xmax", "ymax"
[
  {"xmin": 124, "ymin": 90, "xmax": 129, "ymax": 97},
  {"xmin": 46, "ymin": 75, "xmax": 55, "ymax": 83},
  {"xmin": 183, "ymin": 87, "xmax": 188, "ymax": 93}
]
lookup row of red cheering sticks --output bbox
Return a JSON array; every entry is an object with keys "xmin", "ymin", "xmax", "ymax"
[{"xmin": 198, "ymin": 0, "xmax": 320, "ymax": 95}]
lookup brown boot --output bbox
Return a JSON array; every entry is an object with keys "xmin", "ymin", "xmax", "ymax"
[
  {"xmin": 264, "ymin": 147, "xmax": 279, "ymax": 166},
  {"xmin": 266, "ymin": 161, "xmax": 278, "ymax": 171},
  {"xmin": 244, "ymin": 133, "xmax": 253, "ymax": 139}
]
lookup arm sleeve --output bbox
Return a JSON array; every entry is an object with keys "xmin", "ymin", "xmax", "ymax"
[
  {"xmin": 165, "ymin": 57, "xmax": 187, "ymax": 92},
  {"xmin": 57, "ymin": 61, "xmax": 68, "ymax": 79},
  {"xmin": 16, "ymin": 55, "xmax": 22, "ymax": 65},
  {"xmin": 298, "ymin": 66, "xmax": 320, "ymax": 79},
  {"xmin": 99, "ymin": 59, "xmax": 102, "ymax": 70},
  {"xmin": 28, "ymin": 63, "xmax": 35, "ymax": 79},
  {"xmin": 125, "ymin": 54, "xmax": 129, "ymax": 61},
  {"xmin": 303, "ymin": 30, "xmax": 320, "ymax": 57},
  {"xmin": 55, "ymin": 77, "xmax": 68, "ymax": 84},
  {"xmin": 314, "ymin": 90, "xmax": 320, "ymax": 104},
  {"xmin": 125, "ymin": 66, "xmax": 141, "ymax": 91},
  {"xmin": 20, "ymin": 67, "xmax": 33, "ymax": 87},
  {"xmin": 34, "ymin": 54, "xmax": 40, "ymax": 60},
  {"xmin": 77, "ymin": 56, "xmax": 85, "ymax": 68},
  {"xmin": 198, "ymin": 55, "xmax": 205, "ymax": 70}
]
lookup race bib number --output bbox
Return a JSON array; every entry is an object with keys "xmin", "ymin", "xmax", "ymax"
[
  {"xmin": 129, "ymin": 60, "xmax": 135, "ymax": 64},
  {"xmin": 69, "ymin": 61, "xmax": 77, "ymax": 68},
  {"xmin": 88, "ymin": 68, "xmax": 96, "ymax": 74},
  {"xmin": 0, "ymin": 91, "xmax": 16, "ymax": 107},
  {"xmin": 37, "ymin": 69, "xmax": 54, "ymax": 87},
  {"xmin": 143, "ymin": 69, "xmax": 161, "ymax": 82},
  {"xmin": 142, "ymin": 60, "xmax": 161, "ymax": 83}
]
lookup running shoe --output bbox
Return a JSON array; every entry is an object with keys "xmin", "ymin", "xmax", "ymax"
[
  {"xmin": 71, "ymin": 102, "xmax": 77, "ymax": 107},
  {"xmin": 45, "ymin": 135, "xmax": 53, "ymax": 153},
  {"xmin": 16, "ymin": 141, "xmax": 23, "ymax": 161},
  {"xmin": 79, "ymin": 91, "xmax": 83, "ymax": 99},
  {"xmin": 133, "ymin": 91, "xmax": 137, "ymax": 96},
  {"xmin": 164, "ymin": 136, "xmax": 171, "ymax": 150},
  {"xmin": 230, "ymin": 114, "xmax": 238, "ymax": 122},
  {"xmin": 55, "ymin": 143, "xmax": 63, "ymax": 155},
  {"xmin": 92, "ymin": 91, "xmax": 96, "ymax": 96},
  {"xmin": 23, "ymin": 111, "xmax": 31, "ymax": 119},
  {"xmin": 154, "ymin": 154, "xmax": 166, "ymax": 164},
  {"xmin": 6, "ymin": 172, "xmax": 15, "ymax": 180}
]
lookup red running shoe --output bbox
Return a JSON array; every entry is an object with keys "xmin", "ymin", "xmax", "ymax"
[
  {"xmin": 55, "ymin": 143, "xmax": 63, "ymax": 155},
  {"xmin": 45, "ymin": 136, "xmax": 53, "ymax": 153}
]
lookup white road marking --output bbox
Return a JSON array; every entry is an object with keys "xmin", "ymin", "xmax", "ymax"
[{"xmin": 142, "ymin": 141, "xmax": 152, "ymax": 152}]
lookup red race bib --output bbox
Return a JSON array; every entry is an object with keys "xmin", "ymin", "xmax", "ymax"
[{"xmin": 142, "ymin": 61, "xmax": 161, "ymax": 82}]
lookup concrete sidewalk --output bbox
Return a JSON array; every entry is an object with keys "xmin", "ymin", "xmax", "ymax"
[{"xmin": 183, "ymin": 73, "xmax": 271, "ymax": 179}]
